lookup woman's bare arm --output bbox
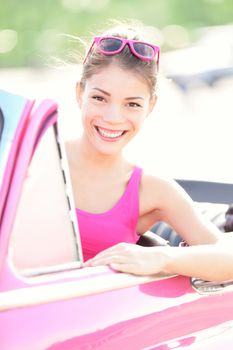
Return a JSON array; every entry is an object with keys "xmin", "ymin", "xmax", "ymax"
[{"xmin": 84, "ymin": 233, "xmax": 233, "ymax": 282}]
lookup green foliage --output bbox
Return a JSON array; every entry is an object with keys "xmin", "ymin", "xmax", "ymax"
[{"xmin": 0, "ymin": 0, "xmax": 232, "ymax": 67}]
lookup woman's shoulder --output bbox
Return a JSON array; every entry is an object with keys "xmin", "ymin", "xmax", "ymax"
[
  {"xmin": 140, "ymin": 170, "xmax": 177, "ymax": 192},
  {"xmin": 139, "ymin": 170, "xmax": 186, "ymax": 210}
]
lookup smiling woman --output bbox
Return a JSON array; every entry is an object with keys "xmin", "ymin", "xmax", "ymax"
[
  {"xmin": 65, "ymin": 23, "xmax": 159, "ymax": 262},
  {"xmin": 59, "ymin": 20, "xmax": 233, "ymax": 284},
  {"xmin": 76, "ymin": 63, "xmax": 154, "ymax": 156}
]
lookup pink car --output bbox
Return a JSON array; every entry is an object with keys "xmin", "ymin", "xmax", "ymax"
[{"xmin": 1, "ymin": 89, "xmax": 233, "ymax": 350}]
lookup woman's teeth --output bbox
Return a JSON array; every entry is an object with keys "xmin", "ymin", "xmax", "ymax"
[{"xmin": 97, "ymin": 127, "xmax": 124, "ymax": 139}]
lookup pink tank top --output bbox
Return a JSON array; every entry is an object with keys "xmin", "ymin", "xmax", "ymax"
[{"xmin": 76, "ymin": 166, "xmax": 142, "ymax": 261}]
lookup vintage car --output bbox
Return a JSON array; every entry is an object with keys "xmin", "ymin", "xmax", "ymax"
[{"xmin": 0, "ymin": 89, "xmax": 233, "ymax": 350}]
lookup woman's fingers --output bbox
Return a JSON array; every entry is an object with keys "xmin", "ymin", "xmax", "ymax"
[
  {"xmin": 89, "ymin": 254, "xmax": 129, "ymax": 266},
  {"xmin": 83, "ymin": 243, "xmax": 169, "ymax": 276},
  {"xmin": 83, "ymin": 243, "xmax": 133, "ymax": 267}
]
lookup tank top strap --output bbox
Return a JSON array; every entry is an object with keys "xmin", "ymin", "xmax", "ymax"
[
  {"xmin": 123, "ymin": 166, "xmax": 142, "ymax": 232},
  {"xmin": 112, "ymin": 165, "xmax": 142, "ymax": 211},
  {"xmin": 127, "ymin": 166, "xmax": 143, "ymax": 191}
]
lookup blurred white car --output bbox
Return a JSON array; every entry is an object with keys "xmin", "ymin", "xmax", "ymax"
[{"xmin": 162, "ymin": 25, "xmax": 233, "ymax": 91}]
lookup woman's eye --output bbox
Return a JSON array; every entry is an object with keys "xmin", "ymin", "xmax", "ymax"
[
  {"xmin": 128, "ymin": 102, "xmax": 142, "ymax": 108},
  {"xmin": 92, "ymin": 95, "xmax": 105, "ymax": 102}
]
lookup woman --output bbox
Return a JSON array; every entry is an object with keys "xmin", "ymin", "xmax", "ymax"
[{"xmin": 65, "ymin": 22, "xmax": 233, "ymax": 281}]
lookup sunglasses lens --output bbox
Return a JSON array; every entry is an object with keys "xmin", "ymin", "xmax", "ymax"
[
  {"xmin": 99, "ymin": 38, "xmax": 123, "ymax": 52},
  {"xmin": 133, "ymin": 43, "xmax": 155, "ymax": 59}
]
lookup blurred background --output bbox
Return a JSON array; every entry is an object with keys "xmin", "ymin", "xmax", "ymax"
[{"xmin": 0, "ymin": 0, "xmax": 233, "ymax": 182}]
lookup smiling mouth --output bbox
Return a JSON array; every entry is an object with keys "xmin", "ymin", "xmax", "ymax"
[{"xmin": 95, "ymin": 126, "xmax": 127, "ymax": 140}]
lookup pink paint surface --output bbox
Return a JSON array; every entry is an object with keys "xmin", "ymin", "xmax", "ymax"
[{"xmin": 1, "ymin": 265, "xmax": 233, "ymax": 350}]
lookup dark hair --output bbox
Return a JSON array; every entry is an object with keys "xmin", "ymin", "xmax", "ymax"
[{"xmin": 80, "ymin": 22, "xmax": 159, "ymax": 97}]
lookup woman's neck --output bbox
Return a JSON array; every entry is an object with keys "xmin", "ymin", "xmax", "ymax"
[{"xmin": 78, "ymin": 135, "xmax": 124, "ymax": 170}]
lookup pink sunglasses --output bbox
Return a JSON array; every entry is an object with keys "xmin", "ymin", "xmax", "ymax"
[{"xmin": 84, "ymin": 36, "xmax": 160, "ymax": 69}]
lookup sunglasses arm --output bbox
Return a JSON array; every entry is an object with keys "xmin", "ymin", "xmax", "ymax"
[{"xmin": 83, "ymin": 41, "xmax": 95, "ymax": 64}]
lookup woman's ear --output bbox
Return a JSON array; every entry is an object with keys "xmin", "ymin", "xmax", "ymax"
[
  {"xmin": 148, "ymin": 95, "xmax": 158, "ymax": 115},
  {"xmin": 76, "ymin": 82, "xmax": 83, "ymax": 108}
]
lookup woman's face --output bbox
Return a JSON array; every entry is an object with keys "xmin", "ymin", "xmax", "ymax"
[{"xmin": 77, "ymin": 63, "xmax": 156, "ymax": 156}]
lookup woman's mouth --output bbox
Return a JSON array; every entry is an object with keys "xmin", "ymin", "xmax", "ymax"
[{"xmin": 95, "ymin": 126, "xmax": 126, "ymax": 141}]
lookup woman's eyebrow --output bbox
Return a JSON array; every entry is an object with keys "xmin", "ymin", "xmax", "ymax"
[
  {"xmin": 92, "ymin": 87, "xmax": 110, "ymax": 96},
  {"xmin": 125, "ymin": 97, "xmax": 144, "ymax": 100},
  {"xmin": 92, "ymin": 88, "xmax": 144, "ymax": 100}
]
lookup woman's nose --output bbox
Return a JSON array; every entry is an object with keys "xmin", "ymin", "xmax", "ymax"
[{"xmin": 102, "ymin": 104, "xmax": 124, "ymax": 123}]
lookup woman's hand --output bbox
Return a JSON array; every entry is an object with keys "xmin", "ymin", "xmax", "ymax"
[
  {"xmin": 83, "ymin": 243, "xmax": 170, "ymax": 275},
  {"xmin": 83, "ymin": 238, "xmax": 233, "ymax": 281}
]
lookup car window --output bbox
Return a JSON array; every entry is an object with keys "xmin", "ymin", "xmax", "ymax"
[{"xmin": 9, "ymin": 124, "xmax": 83, "ymax": 276}]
